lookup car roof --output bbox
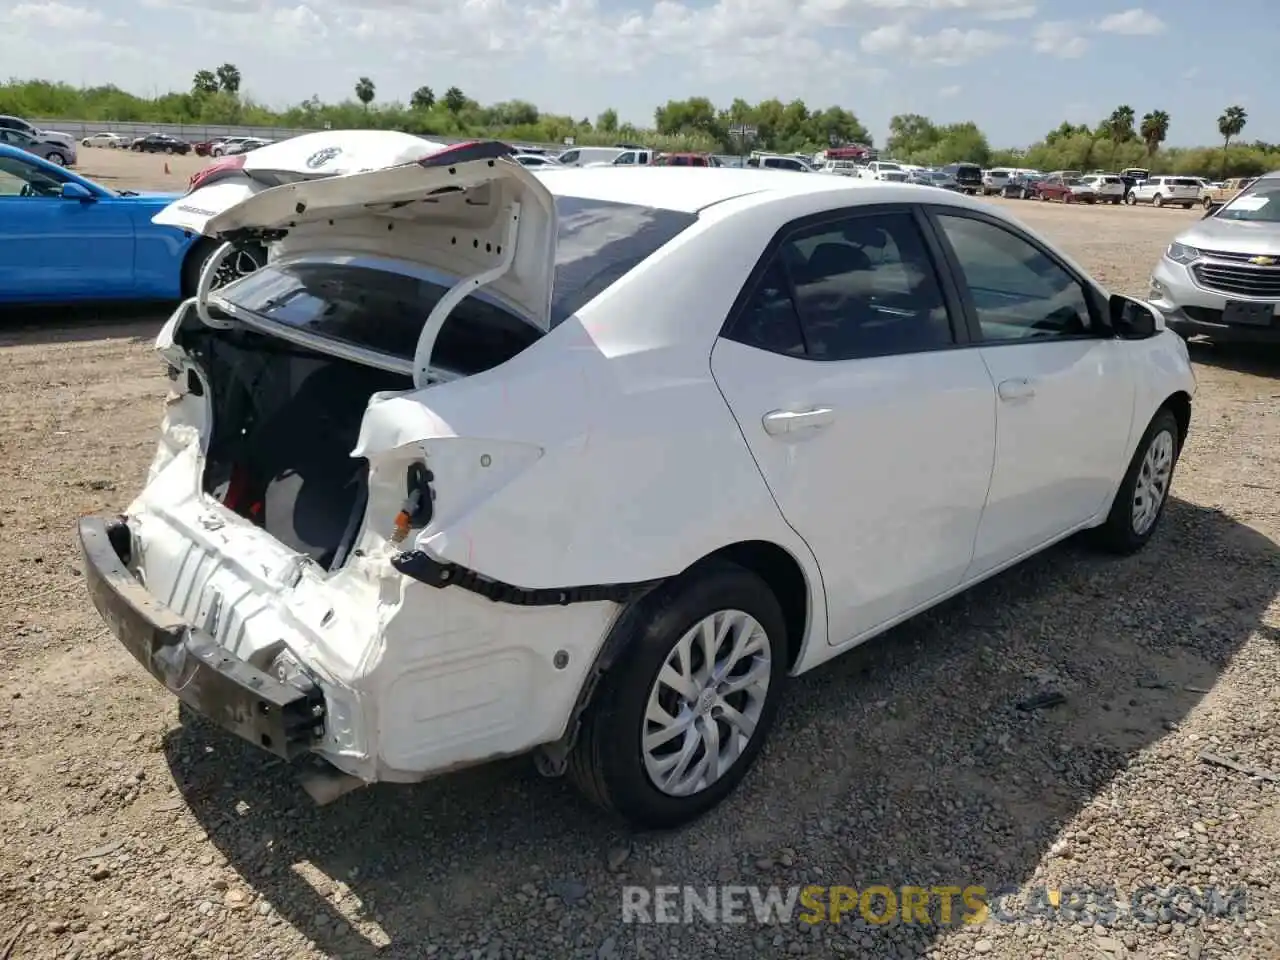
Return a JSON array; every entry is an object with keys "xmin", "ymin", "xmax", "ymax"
[{"xmin": 535, "ymin": 166, "xmax": 984, "ymax": 214}]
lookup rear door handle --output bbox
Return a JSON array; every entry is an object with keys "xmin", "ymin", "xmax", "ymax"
[
  {"xmin": 762, "ymin": 407, "xmax": 835, "ymax": 436},
  {"xmin": 997, "ymin": 378, "xmax": 1035, "ymax": 401}
]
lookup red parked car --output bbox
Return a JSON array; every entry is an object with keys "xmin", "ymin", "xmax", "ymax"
[
  {"xmin": 193, "ymin": 141, "xmax": 215, "ymax": 157},
  {"xmin": 653, "ymin": 152, "xmax": 719, "ymax": 167},
  {"xmin": 1034, "ymin": 174, "xmax": 1097, "ymax": 204}
]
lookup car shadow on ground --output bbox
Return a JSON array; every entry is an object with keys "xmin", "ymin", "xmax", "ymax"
[
  {"xmin": 162, "ymin": 498, "xmax": 1278, "ymax": 958},
  {"xmin": 1186, "ymin": 340, "xmax": 1280, "ymax": 377},
  {"xmin": 0, "ymin": 304, "xmax": 168, "ymax": 347}
]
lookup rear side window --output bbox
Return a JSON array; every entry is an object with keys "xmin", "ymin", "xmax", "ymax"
[
  {"xmin": 551, "ymin": 196, "xmax": 698, "ymax": 324},
  {"xmin": 559, "ymin": 150, "xmax": 579, "ymax": 164}
]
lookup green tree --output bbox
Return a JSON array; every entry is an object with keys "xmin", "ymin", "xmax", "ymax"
[
  {"xmin": 355, "ymin": 76, "xmax": 376, "ymax": 111},
  {"xmin": 444, "ymin": 86, "xmax": 467, "ymax": 114},
  {"xmin": 596, "ymin": 107, "xmax": 618, "ymax": 133},
  {"xmin": 215, "ymin": 63, "xmax": 241, "ymax": 95},
  {"xmin": 886, "ymin": 114, "xmax": 939, "ymax": 157},
  {"xmin": 191, "ymin": 70, "xmax": 218, "ymax": 96},
  {"xmin": 1218, "ymin": 105, "xmax": 1248, "ymax": 174},
  {"xmin": 1139, "ymin": 110, "xmax": 1169, "ymax": 158},
  {"xmin": 410, "ymin": 86, "xmax": 435, "ymax": 111}
]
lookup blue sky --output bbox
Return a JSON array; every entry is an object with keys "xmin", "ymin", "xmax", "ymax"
[{"xmin": 0, "ymin": 0, "xmax": 1273, "ymax": 148}]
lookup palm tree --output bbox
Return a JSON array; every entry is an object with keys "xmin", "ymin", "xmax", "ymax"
[
  {"xmin": 410, "ymin": 86, "xmax": 435, "ymax": 111},
  {"xmin": 1217, "ymin": 105, "xmax": 1247, "ymax": 175},
  {"xmin": 355, "ymin": 77, "xmax": 376, "ymax": 111},
  {"xmin": 1139, "ymin": 110, "xmax": 1169, "ymax": 158},
  {"xmin": 1107, "ymin": 105, "xmax": 1135, "ymax": 144}
]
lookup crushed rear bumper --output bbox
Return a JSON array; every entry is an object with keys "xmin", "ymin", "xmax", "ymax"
[{"xmin": 78, "ymin": 515, "xmax": 325, "ymax": 759}]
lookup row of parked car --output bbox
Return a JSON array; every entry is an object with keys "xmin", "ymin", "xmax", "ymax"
[
  {"xmin": 81, "ymin": 131, "xmax": 274, "ymax": 157},
  {"xmin": 987, "ymin": 167, "xmax": 1253, "ymax": 211}
]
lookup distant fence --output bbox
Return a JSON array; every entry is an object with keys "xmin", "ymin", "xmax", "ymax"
[{"xmin": 30, "ymin": 118, "xmax": 566, "ymax": 153}]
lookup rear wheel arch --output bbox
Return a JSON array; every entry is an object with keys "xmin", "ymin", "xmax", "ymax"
[{"xmin": 536, "ymin": 538, "xmax": 814, "ymax": 781}]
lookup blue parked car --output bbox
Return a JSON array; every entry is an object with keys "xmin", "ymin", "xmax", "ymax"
[{"xmin": 0, "ymin": 143, "xmax": 261, "ymax": 305}]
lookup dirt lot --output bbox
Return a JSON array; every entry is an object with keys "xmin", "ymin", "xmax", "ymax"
[{"xmin": 1, "ymin": 152, "xmax": 1278, "ymax": 960}]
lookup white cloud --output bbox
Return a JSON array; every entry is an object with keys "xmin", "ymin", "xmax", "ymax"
[
  {"xmin": 860, "ymin": 23, "xmax": 1011, "ymax": 64},
  {"xmin": 4, "ymin": 2, "xmax": 103, "ymax": 27},
  {"xmin": 1032, "ymin": 20, "xmax": 1087, "ymax": 58},
  {"xmin": 1095, "ymin": 7, "xmax": 1165, "ymax": 35},
  {"xmin": 1183, "ymin": 66, "xmax": 1200, "ymax": 80},
  {"xmin": 939, "ymin": 84, "xmax": 960, "ymax": 97}
]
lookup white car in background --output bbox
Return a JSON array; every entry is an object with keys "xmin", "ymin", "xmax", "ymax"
[
  {"xmin": 1127, "ymin": 176, "xmax": 1202, "ymax": 209},
  {"xmin": 1081, "ymin": 174, "xmax": 1126, "ymax": 204},
  {"xmin": 512, "ymin": 153, "xmax": 563, "ymax": 168},
  {"xmin": 81, "ymin": 132, "xmax": 130, "ymax": 149},
  {"xmin": 858, "ymin": 160, "xmax": 909, "ymax": 182},
  {"xmin": 982, "ymin": 168, "xmax": 1013, "ymax": 195},
  {"xmin": 79, "ymin": 131, "xmax": 1194, "ymax": 830}
]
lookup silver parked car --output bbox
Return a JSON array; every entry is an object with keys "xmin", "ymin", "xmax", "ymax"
[
  {"xmin": 0, "ymin": 128, "xmax": 76, "ymax": 166},
  {"xmin": 1148, "ymin": 171, "xmax": 1280, "ymax": 344}
]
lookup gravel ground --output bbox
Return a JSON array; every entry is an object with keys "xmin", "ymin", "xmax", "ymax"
[{"xmin": 1, "ymin": 154, "xmax": 1278, "ymax": 960}]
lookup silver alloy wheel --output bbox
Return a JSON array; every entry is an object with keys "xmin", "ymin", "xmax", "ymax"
[
  {"xmin": 642, "ymin": 608, "xmax": 772, "ymax": 797},
  {"xmin": 1131, "ymin": 429, "xmax": 1175, "ymax": 535}
]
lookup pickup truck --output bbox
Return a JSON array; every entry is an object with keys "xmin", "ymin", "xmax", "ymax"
[{"xmin": 1200, "ymin": 177, "xmax": 1256, "ymax": 210}]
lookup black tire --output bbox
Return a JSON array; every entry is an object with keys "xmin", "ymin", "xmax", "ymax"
[
  {"xmin": 567, "ymin": 559, "xmax": 789, "ymax": 829},
  {"xmin": 182, "ymin": 239, "xmax": 267, "ymax": 297},
  {"xmin": 46, "ymin": 152, "xmax": 66, "ymax": 166},
  {"xmin": 1125, "ymin": 192, "xmax": 1137, "ymax": 205},
  {"xmin": 1091, "ymin": 408, "xmax": 1182, "ymax": 554},
  {"xmin": 1153, "ymin": 194, "xmax": 1164, "ymax": 208}
]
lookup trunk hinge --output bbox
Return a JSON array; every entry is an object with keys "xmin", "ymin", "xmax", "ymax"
[{"xmin": 411, "ymin": 202, "xmax": 522, "ymax": 389}]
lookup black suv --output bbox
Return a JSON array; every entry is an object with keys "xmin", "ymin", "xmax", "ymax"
[
  {"xmin": 131, "ymin": 133, "xmax": 192, "ymax": 155},
  {"xmin": 941, "ymin": 162, "xmax": 983, "ymax": 195}
]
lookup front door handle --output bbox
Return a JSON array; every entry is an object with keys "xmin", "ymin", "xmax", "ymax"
[
  {"xmin": 997, "ymin": 378, "xmax": 1036, "ymax": 401},
  {"xmin": 762, "ymin": 407, "xmax": 835, "ymax": 436}
]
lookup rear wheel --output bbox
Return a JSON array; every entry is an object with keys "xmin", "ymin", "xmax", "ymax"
[
  {"xmin": 46, "ymin": 152, "xmax": 66, "ymax": 166},
  {"xmin": 1202, "ymin": 196, "xmax": 1214, "ymax": 210},
  {"xmin": 1091, "ymin": 409, "xmax": 1181, "ymax": 554},
  {"xmin": 182, "ymin": 239, "xmax": 267, "ymax": 297},
  {"xmin": 568, "ymin": 560, "xmax": 788, "ymax": 829},
  {"xmin": 1125, "ymin": 192, "xmax": 1137, "ymax": 205},
  {"xmin": 1153, "ymin": 194, "xmax": 1164, "ymax": 208}
]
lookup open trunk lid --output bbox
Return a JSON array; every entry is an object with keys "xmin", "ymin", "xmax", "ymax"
[{"xmin": 154, "ymin": 134, "xmax": 558, "ymax": 339}]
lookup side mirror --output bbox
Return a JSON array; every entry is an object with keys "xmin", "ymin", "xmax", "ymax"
[
  {"xmin": 60, "ymin": 182, "xmax": 95, "ymax": 201},
  {"xmin": 1110, "ymin": 294, "xmax": 1160, "ymax": 339}
]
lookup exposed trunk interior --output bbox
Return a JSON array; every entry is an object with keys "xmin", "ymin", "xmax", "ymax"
[{"xmin": 179, "ymin": 325, "xmax": 412, "ymax": 571}]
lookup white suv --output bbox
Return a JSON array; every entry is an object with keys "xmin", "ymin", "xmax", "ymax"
[
  {"xmin": 1127, "ymin": 176, "xmax": 1202, "ymax": 209},
  {"xmin": 1081, "ymin": 174, "xmax": 1126, "ymax": 204},
  {"xmin": 982, "ymin": 168, "xmax": 1012, "ymax": 195}
]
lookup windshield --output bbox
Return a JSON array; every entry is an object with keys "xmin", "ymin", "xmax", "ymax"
[
  {"xmin": 1215, "ymin": 182, "xmax": 1280, "ymax": 223},
  {"xmin": 877, "ymin": 162, "xmax": 901, "ymax": 171},
  {"xmin": 1064, "ymin": 179, "xmax": 1084, "ymax": 186},
  {"xmin": 217, "ymin": 194, "xmax": 700, "ymax": 363}
]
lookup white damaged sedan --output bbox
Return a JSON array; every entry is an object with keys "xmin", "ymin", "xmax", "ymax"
[{"xmin": 80, "ymin": 131, "xmax": 1195, "ymax": 828}]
